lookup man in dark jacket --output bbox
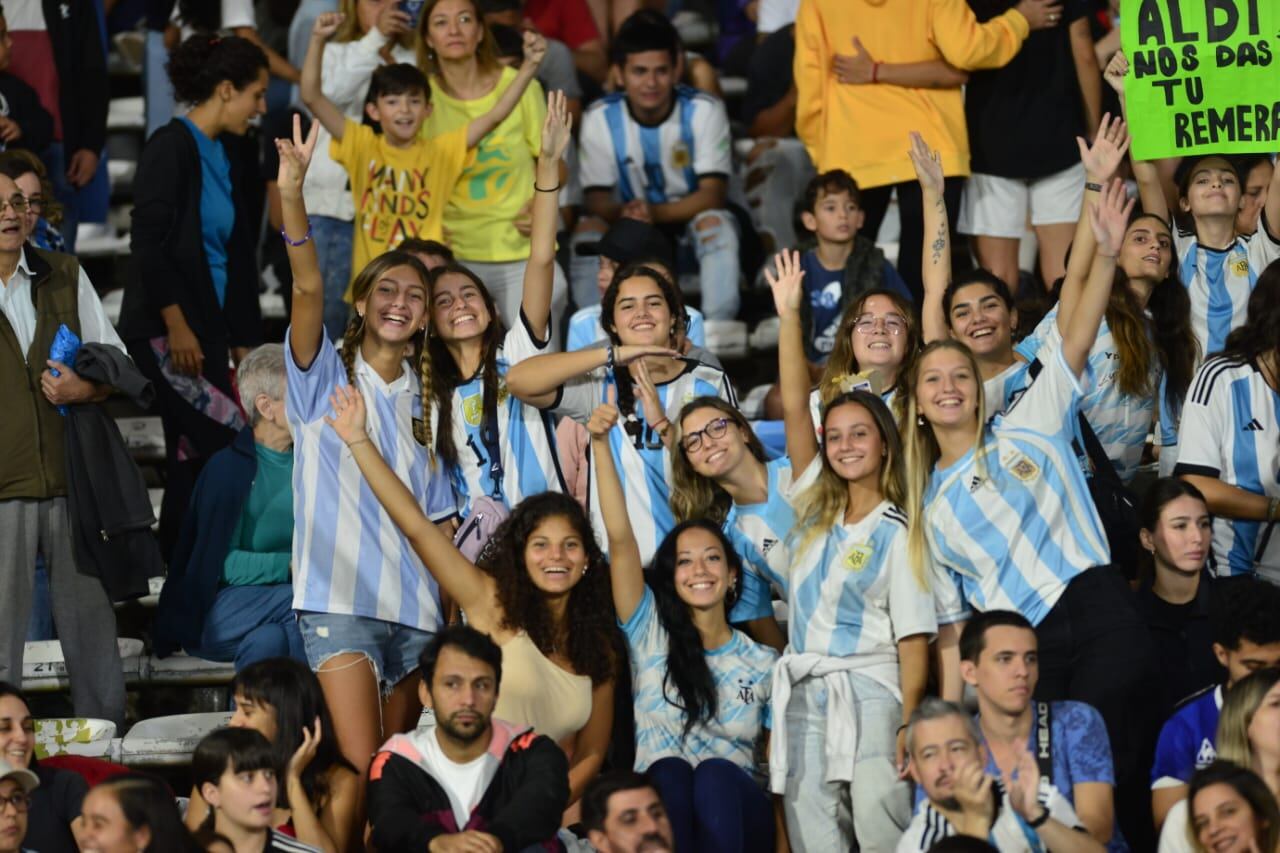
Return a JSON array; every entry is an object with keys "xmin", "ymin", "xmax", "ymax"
[{"xmin": 368, "ymin": 625, "xmax": 570, "ymax": 852}]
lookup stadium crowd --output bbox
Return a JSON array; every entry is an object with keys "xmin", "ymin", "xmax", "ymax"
[{"xmin": 1, "ymin": 0, "xmax": 1279, "ymax": 850}]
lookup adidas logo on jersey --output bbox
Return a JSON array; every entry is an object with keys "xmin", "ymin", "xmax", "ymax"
[
  {"xmin": 760, "ymin": 537, "xmax": 778, "ymax": 556},
  {"xmin": 1196, "ymin": 738, "xmax": 1217, "ymax": 768},
  {"xmin": 1244, "ymin": 418, "xmax": 1264, "ymax": 431},
  {"xmin": 969, "ymin": 475, "xmax": 984, "ymax": 492}
]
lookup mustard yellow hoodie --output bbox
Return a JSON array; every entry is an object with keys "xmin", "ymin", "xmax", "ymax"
[{"xmin": 795, "ymin": 0, "xmax": 1031, "ymax": 189}]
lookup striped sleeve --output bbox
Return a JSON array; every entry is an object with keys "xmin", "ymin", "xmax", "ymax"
[{"xmin": 1172, "ymin": 357, "xmax": 1230, "ymax": 479}]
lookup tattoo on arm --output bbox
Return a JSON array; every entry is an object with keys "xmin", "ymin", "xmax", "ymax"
[{"xmin": 931, "ymin": 223, "xmax": 946, "ymax": 265}]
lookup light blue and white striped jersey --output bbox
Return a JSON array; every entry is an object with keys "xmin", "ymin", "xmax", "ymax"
[
  {"xmin": 555, "ymin": 354, "xmax": 737, "ymax": 565},
  {"xmin": 433, "ymin": 314, "xmax": 565, "ymax": 517},
  {"xmin": 623, "ymin": 585, "xmax": 776, "ymax": 773},
  {"xmin": 567, "ymin": 304, "xmax": 706, "ymax": 353},
  {"xmin": 926, "ymin": 347, "xmax": 1111, "ymax": 626},
  {"xmin": 787, "ymin": 499, "xmax": 937, "ymax": 691},
  {"xmin": 984, "ymin": 357, "xmax": 1033, "ymax": 418},
  {"xmin": 1175, "ymin": 220, "xmax": 1280, "ymax": 358},
  {"xmin": 1174, "ymin": 356, "xmax": 1280, "ymax": 583},
  {"xmin": 723, "ymin": 457, "xmax": 797, "ymax": 621},
  {"xmin": 285, "ymin": 330, "xmax": 456, "ymax": 630},
  {"xmin": 1016, "ymin": 306, "xmax": 1158, "ymax": 482},
  {"xmin": 579, "ymin": 85, "xmax": 732, "ymax": 204}
]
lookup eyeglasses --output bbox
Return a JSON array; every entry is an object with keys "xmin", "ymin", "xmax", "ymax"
[
  {"xmin": 680, "ymin": 417, "xmax": 731, "ymax": 453},
  {"xmin": 0, "ymin": 194, "xmax": 28, "ymax": 214},
  {"xmin": 25, "ymin": 195, "xmax": 42, "ymax": 212},
  {"xmin": 0, "ymin": 792, "xmax": 30, "ymax": 813},
  {"xmin": 853, "ymin": 314, "xmax": 907, "ymax": 336}
]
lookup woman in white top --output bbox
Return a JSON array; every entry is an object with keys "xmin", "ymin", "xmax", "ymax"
[
  {"xmin": 304, "ymin": 0, "xmax": 417, "ymax": 340},
  {"xmin": 770, "ymin": 250, "xmax": 937, "ymax": 852},
  {"xmin": 1159, "ymin": 668, "xmax": 1280, "ymax": 853}
]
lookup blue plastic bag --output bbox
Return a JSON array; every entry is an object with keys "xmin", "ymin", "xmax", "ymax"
[{"xmin": 48, "ymin": 324, "xmax": 82, "ymax": 416}]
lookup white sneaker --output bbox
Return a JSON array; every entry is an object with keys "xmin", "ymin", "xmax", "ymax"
[{"xmin": 703, "ymin": 319, "xmax": 748, "ymax": 359}]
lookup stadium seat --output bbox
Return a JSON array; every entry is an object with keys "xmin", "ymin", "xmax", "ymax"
[
  {"xmin": 22, "ymin": 639, "xmax": 145, "ymax": 693},
  {"xmin": 142, "ymin": 652, "xmax": 236, "ymax": 686},
  {"xmin": 119, "ymin": 712, "xmax": 231, "ymax": 767},
  {"xmin": 33, "ymin": 718, "xmax": 119, "ymax": 761}
]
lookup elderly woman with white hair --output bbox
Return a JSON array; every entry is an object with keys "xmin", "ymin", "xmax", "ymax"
[{"xmin": 154, "ymin": 343, "xmax": 305, "ymax": 671}]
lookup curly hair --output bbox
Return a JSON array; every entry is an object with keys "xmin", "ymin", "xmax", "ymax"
[
  {"xmin": 600, "ymin": 263, "xmax": 689, "ymax": 440},
  {"xmin": 669, "ymin": 397, "xmax": 768, "ymax": 525},
  {"xmin": 166, "ymin": 34, "xmax": 268, "ymax": 106},
  {"xmin": 818, "ymin": 288, "xmax": 919, "ymax": 413},
  {"xmin": 338, "ymin": 251, "xmax": 432, "ymax": 446},
  {"xmin": 475, "ymin": 492, "xmax": 617, "ymax": 685},
  {"xmin": 424, "ymin": 263, "xmax": 506, "ymax": 471},
  {"xmin": 647, "ymin": 520, "xmax": 742, "ymax": 735}
]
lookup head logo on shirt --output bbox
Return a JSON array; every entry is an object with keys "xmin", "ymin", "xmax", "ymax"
[
  {"xmin": 1008, "ymin": 455, "xmax": 1041, "ymax": 483},
  {"xmin": 843, "ymin": 544, "xmax": 874, "ymax": 572},
  {"xmin": 671, "ymin": 142, "xmax": 692, "ymax": 170}
]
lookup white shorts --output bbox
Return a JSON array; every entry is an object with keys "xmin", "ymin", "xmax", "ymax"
[{"xmin": 958, "ymin": 161, "xmax": 1086, "ymax": 238}]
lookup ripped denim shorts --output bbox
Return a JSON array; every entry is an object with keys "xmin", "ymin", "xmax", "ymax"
[{"xmin": 296, "ymin": 611, "xmax": 435, "ymax": 695}]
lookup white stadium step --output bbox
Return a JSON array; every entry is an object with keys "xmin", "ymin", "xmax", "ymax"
[
  {"xmin": 22, "ymin": 639, "xmax": 145, "ymax": 692},
  {"xmin": 120, "ymin": 712, "xmax": 231, "ymax": 767}
]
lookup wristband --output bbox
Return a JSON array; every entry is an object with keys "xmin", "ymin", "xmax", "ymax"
[
  {"xmin": 281, "ymin": 220, "xmax": 313, "ymax": 246},
  {"xmin": 347, "ymin": 437, "xmax": 371, "ymax": 450},
  {"xmin": 871, "ymin": 62, "xmax": 881, "ymax": 84},
  {"xmin": 1084, "ymin": 181, "xmax": 1103, "ymax": 192},
  {"xmin": 1268, "ymin": 496, "xmax": 1279, "ymax": 522},
  {"xmin": 651, "ymin": 417, "xmax": 670, "ymax": 433},
  {"xmin": 1027, "ymin": 807, "xmax": 1051, "ymax": 829},
  {"xmin": 534, "ymin": 183, "xmax": 562, "ymax": 193}
]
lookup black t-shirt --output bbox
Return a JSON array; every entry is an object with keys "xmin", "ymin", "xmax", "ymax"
[
  {"xmin": 1137, "ymin": 577, "xmax": 1225, "ymax": 721},
  {"xmin": 964, "ymin": 0, "xmax": 1089, "ymax": 178},
  {"xmin": 26, "ymin": 765, "xmax": 88, "ymax": 853},
  {"xmin": 742, "ymin": 26, "xmax": 795, "ymax": 131}
]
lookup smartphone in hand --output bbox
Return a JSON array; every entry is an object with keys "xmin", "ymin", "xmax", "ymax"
[{"xmin": 399, "ymin": 0, "xmax": 426, "ymax": 26}]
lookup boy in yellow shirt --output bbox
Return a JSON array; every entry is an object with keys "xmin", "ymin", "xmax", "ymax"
[{"xmin": 300, "ymin": 12, "xmax": 545, "ymax": 293}]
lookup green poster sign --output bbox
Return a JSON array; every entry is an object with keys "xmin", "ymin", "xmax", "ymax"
[{"xmin": 1121, "ymin": 0, "xmax": 1279, "ymax": 160}]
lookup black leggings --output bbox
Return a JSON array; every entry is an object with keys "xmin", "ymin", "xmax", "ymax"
[
  {"xmin": 859, "ymin": 177, "xmax": 965, "ymax": 303},
  {"xmin": 1035, "ymin": 566, "xmax": 1160, "ymax": 851}
]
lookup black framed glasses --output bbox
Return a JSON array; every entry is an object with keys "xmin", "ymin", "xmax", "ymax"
[
  {"xmin": 0, "ymin": 792, "xmax": 30, "ymax": 813},
  {"xmin": 0, "ymin": 194, "xmax": 28, "ymax": 214},
  {"xmin": 680, "ymin": 417, "xmax": 731, "ymax": 453}
]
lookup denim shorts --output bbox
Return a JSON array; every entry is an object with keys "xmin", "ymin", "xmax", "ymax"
[{"xmin": 296, "ymin": 611, "xmax": 434, "ymax": 694}]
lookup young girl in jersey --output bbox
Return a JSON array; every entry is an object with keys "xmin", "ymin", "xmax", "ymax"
[
  {"xmin": 668, "ymin": 396, "xmax": 791, "ymax": 651},
  {"xmin": 421, "ymin": 91, "xmax": 572, "ymax": 517},
  {"xmin": 192, "ymin": 728, "xmax": 320, "ymax": 853},
  {"xmin": 184, "ymin": 660, "xmax": 359, "ymax": 853},
  {"xmin": 1173, "ymin": 263, "xmax": 1280, "ymax": 585},
  {"xmin": 809, "ymin": 288, "xmax": 919, "ymax": 425},
  {"xmin": 1158, "ymin": 668, "xmax": 1280, "ymax": 853},
  {"xmin": 588, "ymin": 388, "xmax": 780, "ymax": 853},
  {"xmin": 506, "ymin": 265, "xmax": 736, "ymax": 566},
  {"xmin": 763, "ymin": 249, "xmax": 936, "ymax": 852},
  {"xmin": 903, "ymin": 179, "xmax": 1156, "ymax": 836},
  {"xmin": 276, "ymin": 118, "xmax": 457, "ymax": 775},
  {"xmin": 323, "ymin": 384, "xmax": 617, "ymax": 805}
]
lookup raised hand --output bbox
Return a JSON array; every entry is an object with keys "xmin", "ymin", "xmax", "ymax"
[
  {"xmin": 953, "ymin": 760, "xmax": 995, "ymax": 820},
  {"xmin": 1004, "ymin": 741, "xmax": 1047, "ymax": 823},
  {"xmin": 908, "ymin": 131, "xmax": 944, "ymax": 197},
  {"xmin": 286, "ymin": 717, "xmax": 322, "ymax": 784},
  {"xmin": 541, "ymin": 89, "xmax": 574, "ymax": 162},
  {"xmin": 521, "ymin": 29, "xmax": 548, "ymax": 71},
  {"xmin": 1104, "ymin": 50, "xmax": 1128, "ymax": 97},
  {"xmin": 1076, "ymin": 113, "xmax": 1130, "ymax": 183},
  {"xmin": 324, "ymin": 384, "xmax": 369, "ymax": 445},
  {"xmin": 275, "ymin": 113, "xmax": 320, "ymax": 200},
  {"xmin": 376, "ymin": 3, "xmax": 411, "ymax": 38},
  {"xmin": 629, "ymin": 358, "xmax": 665, "ymax": 429},
  {"xmin": 312, "ymin": 11, "xmax": 344, "ymax": 40},
  {"xmin": 1089, "ymin": 178, "xmax": 1136, "ymax": 258},
  {"xmin": 764, "ymin": 249, "xmax": 805, "ymax": 318},
  {"xmin": 587, "ymin": 386, "xmax": 620, "ymax": 438}
]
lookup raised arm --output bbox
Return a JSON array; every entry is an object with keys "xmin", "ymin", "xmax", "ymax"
[
  {"xmin": 1061, "ymin": 179, "xmax": 1132, "ymax": 376},
  {"xmin": 1263, "ymin": 144, "xmax": 1280, "ymax": 241},
  {"xmin": 323, "ymin": 386, "xmax": 496, "ymax": 621},
  {"xmin": 587, "ymin": 392, "xmax": 646, "ymax": 622},
  {"xmin": 521, "ymin": 90, "xmax": 572, "ymax": 342},
  {"xmin": 278, "ymin": 116, "xmax": 325, "ymax": 369},
  {"xmin": 1105, "ymin": 52, "xmax": 1169, "ymax": 223},
  {"xmin": 909, "ymin": 133, "xmax": 950, "ymax": 344},
  {"xmin": 767, "ymin": 250, "xmax": 818, "ymax": 473},
  {"xmin": 465, "ymin": 31, "xmax": 546, "ymax": 149},
  {"xmin": 506, "ymin": 344, "xmax": 678, "ymax": 409},
  {"xmin": 1058, "ymin": 114, "xmax": 1130, "ymax": 329},
  {"xmin": 299, "ymin": 14, "xmax": 349, "ymax": 142}
]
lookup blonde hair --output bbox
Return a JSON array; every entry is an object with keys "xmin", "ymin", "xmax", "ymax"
[
  {"xmin": 670, "ymin": 398, "xmax": 768, "ymax": 525},
  {"xmin": 789, "ymin": 391, "xmax": 923, "ymax": 587},
  {"xmin": 415, "ymin": 0, "xmax": 500, "ymax": 78},
  {"xmin": 340, "ymin": 251, "xmax": 433, "ymax": 451},
  {"xmin": 1216, "ymin": 668, "xmax": 1280, "ymax": 768},
  {"xmin": 900, "ymin": 340, "xmax": 987, "ymax": 582}
]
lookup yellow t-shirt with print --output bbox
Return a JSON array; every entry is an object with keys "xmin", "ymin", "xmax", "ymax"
[
  {"xmin": 331, "ymin": 118, "xmax": 471, "ymax": 294},
  {"xmin": 420, "ymin": 67, "xmax": 546, "ymax": 263}
]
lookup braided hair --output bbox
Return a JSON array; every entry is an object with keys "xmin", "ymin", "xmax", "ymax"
[
  {"xmin": 424, "ymin": 263, "xmax": 507, "ymax": 468},
  {"xmin": 341, "ymin": 251, "xmax": 433, "ymax": 446},
  {"xmin": 599, "ymin": 263, "xmax": 688, "ymax": 438}
]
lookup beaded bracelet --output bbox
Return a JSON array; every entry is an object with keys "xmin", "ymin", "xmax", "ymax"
[{"xmin": 281, "ymin": 220, "xmax": 313, "ymax": 246}]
